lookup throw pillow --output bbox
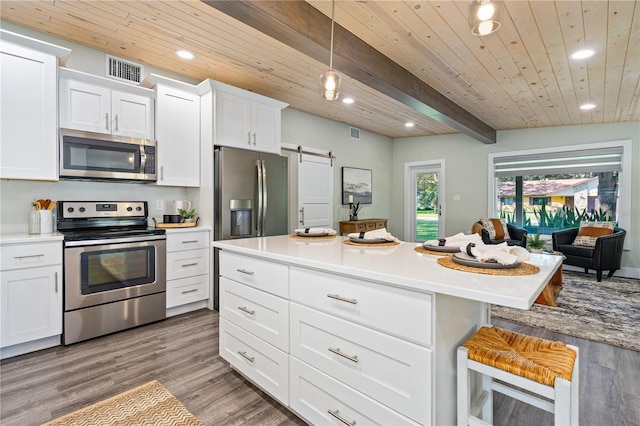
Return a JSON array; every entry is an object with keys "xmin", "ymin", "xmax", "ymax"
[
  {"xmin": 480, "ymin": 218, "xmax": 511, "ymax": 240},
  {"xmin": 572, "ymin": 221, "xmax": 615, "ymax": 247}
]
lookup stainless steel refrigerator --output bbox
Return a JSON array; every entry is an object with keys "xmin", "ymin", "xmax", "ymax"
[{"xmin": 213, "ymin": 146, "xmax": 289, "ymax": 309}]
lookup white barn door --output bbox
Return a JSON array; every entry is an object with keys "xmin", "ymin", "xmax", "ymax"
[{"xmin": 297, "ymin": 154, "xmax": 333, "ymax": 228}]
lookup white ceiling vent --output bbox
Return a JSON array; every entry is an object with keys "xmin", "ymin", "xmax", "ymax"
[
  {"xmin": 350, "ymin": 127, "xmax": 361, "ymax": 140},
  {"xmin": 106, "ymin": 54, "xmax": 143, "ymax": 84}
]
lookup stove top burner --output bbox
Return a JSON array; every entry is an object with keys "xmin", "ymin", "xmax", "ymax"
[{"xmin": 60, "ymin": 227, "xmax": 166, "ymax": 242}]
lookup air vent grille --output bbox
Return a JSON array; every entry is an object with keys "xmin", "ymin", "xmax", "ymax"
[
  {"xmin": 350, "ymin": 127, "xmax": 361, "ymax": 140},
  {"xmin": 106, "ymin": 55, "xmax": 142, "ymax": 84}
]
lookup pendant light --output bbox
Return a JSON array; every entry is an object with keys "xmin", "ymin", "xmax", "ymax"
[
  {"xmin": 469, "ymin": 0, "xmax": 502, "ymax": 36},
  {"xmin": 320, "ymin": 0, "xmax": 342, "ymax": 100}
]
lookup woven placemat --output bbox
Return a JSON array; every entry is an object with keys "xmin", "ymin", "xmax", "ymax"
[
  {"xmin": 289, "ymin": 234, "xmax": 337, "ymax": 241},
  {"xmin": 437, "ymin": 256, "xmax": 540, "ymax": 276},
  {"xmin": 343, "ymin": 240, "xmax": 401, "ymax": 247},
  {"xmin": 414, "ymin": 246, "xmax": 455, "ymax": 256}
]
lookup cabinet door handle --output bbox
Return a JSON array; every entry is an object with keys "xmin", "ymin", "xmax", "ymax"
[
  {"xmin": 236, "ymin": 268, "xmax": 254, "ymax": 276},
  {"xmin": 327, "ymin": 294, "xmax": 357, "ymax": 305},
  {"xmin": 299, "ymin": 207, "xmax": 304, "ymax": 226},
  {"xmin": 106, "ymin": 113, "xmax": 110, "ymax": 130},
  {"xmin": 328, "ymin": 409, "xmax": 356, "ymax": 426},
  {"xmin": 114, "ymin": 114, "xmax": 119, "ymax": 131},
  {"xmin": 252, "ymin": 132, "xmax": 257, "ymax": 145},
  {"xmin": 237, "ymin": 306, "xmax": 255, "ymax": 315},
  {"xmin": 247, "ymin": 131, "xmax": 251, "ymax": 145},
  {"xmin": 14, "ymin": 254, "xmax": 45, "ymax": 260},
  {"xmin": 160, "ymin": 165, "xmax": 164, "ymax": 181},
  {"xmin": 181, "ymin": 289, "xmax": 198, "ymax": 295},
  {"xmin": 55, "ymin": 272, "xmax": 58, "ymax": 293},
  {"xmin": 328, "ymin": 347, "xmax": 359, "ymax": 363},
  {"xmin": 238, "ymin": 351, "xmax": 255, "ymax": 363},
  {"xmin": 181, "ymin": 262, "xmax": 198, "ymax": 268},
  {"xmin": 181, "ymin": 240, "xmax": 198, "ymax": 244}
]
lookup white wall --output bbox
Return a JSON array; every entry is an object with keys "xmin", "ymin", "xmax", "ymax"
[{"xmin": 391, "ymin": 121, "xmax": 640, "ymax": 276}]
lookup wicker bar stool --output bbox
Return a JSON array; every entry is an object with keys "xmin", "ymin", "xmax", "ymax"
[{"xmin": 457, "ymin": 326, "xmax": 579, "ymax": 426}]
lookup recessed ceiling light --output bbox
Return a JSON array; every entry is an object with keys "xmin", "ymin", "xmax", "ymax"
[
  {"xmin": 571, "ymin": 49, "xmax": 594, "ymax": 60},
  {"xmin": 405, "ymin": 122, "xmax": 415, "ymax": 127},
  {"xmin": 175, "ymin": 50, "xmax": 195, "ymax": 60},
  {"xmin": 342, "ymin": 97, "xmax": 354, "ymax": 104},
  {"xmin": 580, "ymin": 103, "xmax": 596, "ymax": 110}
]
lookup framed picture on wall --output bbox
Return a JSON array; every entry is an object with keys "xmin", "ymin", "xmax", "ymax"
[{"xmin": 342, "ymin": 167, "xmax": 372, "ymax": 205}]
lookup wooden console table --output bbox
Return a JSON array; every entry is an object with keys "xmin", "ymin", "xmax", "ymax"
[{"xmin": 339, "ymin": 218, "xmax": 388, "ymax": 235}]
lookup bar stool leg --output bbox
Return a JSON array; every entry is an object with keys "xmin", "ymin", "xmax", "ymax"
[
  {"xmin": 570, "ymin": 345, "xmax": 580, "ymax": 426},
  {"xmin": 481, "ymin": 373, "xmax": 493, "ymax": 423},
  {"xmin": 457, "ymin": 347, "xmax": 470, "ymax": 426}
]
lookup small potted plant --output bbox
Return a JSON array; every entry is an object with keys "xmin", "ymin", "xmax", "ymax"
[
  {"xmin": 527, "ymin": 233, "xmax": 545, "ymax": 253},
  {"xmin": 178, "ymin": 208, "xmax": 197, "ymax": 223}
]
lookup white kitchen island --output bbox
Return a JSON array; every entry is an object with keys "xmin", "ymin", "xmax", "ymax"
[{"xmin": 213, "ymin": 235, "xmax": 561, "ymax": 425}]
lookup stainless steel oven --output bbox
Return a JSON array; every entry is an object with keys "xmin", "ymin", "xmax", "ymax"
[{"xmin": 58, "ymin": 201, "xmax": 166, "ymax": 345}]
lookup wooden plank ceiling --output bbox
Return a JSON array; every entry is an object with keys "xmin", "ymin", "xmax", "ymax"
[{"xmin": 1, "ymin": 1, "xmax": 638, "ymax": 140}]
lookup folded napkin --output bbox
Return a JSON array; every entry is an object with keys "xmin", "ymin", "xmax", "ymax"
[
  {"xmin": 468, "ymin": 242, "xmax": 530, "ymax": 265},
  {"xmin": 424, "ymin": 232, "xmax": 483, "ymax": 249},
  {"xmin": 295, "ymin": 227, "xmax": 337, "ymax": 235},
  {"xmin": 347, "ymin": 228, "xmax": 400, "ymax": 242}
]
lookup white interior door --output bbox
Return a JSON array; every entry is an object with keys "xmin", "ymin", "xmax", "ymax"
[
  {"xmin": 297, "ymin": 154, "xmax": 333, "ymax": 228},
  {"xmin": 404, "ymin": 161, "xmax": 445, "ymax": 242}
]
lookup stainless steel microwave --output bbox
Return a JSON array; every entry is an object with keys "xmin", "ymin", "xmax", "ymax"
[{"xmin": 60, "ymin": 129, "xmax": 157, "ymax": 182}]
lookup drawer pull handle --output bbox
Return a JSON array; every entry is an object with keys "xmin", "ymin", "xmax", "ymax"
[
  {"xmin": 181, "ymin": 262, "xmax": 198, "ymax": 268},
  {"xmin": 181, "ymin": 289, "xmax": 198, "ymax": 295},
  {"xmin": 237, "ymin": 306, "xmax": 256, "ymax": 315},
  {"xmin": 238, "ymin": 351, "xmax": 255, "ymax": 363},
  {"xmin": 181, "ymin": 240, "xmax": 198, "ymax": 244},
  {"xmin": 328, "ymin": 347, "xmax": 359, "ymax": 363},
  {"xmin": 328, "ymin": 409, "xmax": 356, "ymax": 426},
  {"xmin": 237, "ymin": 268, "xmax": 255, "ymax": 276},
  {"xmin": 14, "ymin": 254, "xmax": 45, "ymax": 259},
  {"xmin": 327, "ymin": 294, "xmax": 357, "ymax": 305}
]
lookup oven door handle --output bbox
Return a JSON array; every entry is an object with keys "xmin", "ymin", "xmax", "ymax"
[{"xmin": 64, "ymin": 235, "xmax": 166, "ymax": 247}]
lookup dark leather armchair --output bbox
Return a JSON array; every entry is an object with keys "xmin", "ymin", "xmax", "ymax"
[
  {"xmin": 552, "ymin": 227, "xmax": 626, "ymax": 282},
  {"xmin": 472, "ymin": 221, "xmax": 528, "ymax": 247}
]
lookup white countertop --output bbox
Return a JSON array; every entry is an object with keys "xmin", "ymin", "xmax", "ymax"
[
  {"xmin": 213, "ymin": 235, "xmax": 562, "ymax": 310},
  {"xmin": 0, "ymin": 232, "xmax": 64, "ymax": 245}
]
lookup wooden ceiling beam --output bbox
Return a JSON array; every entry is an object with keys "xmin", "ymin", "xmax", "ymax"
[{"xmin": 202, "ymin": 0, "xmax": 497, "ymax": 144}]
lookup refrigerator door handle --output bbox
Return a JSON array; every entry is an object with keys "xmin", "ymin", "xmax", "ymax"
[
  {"xmin": 261, "ymin": 159, "xmax": 267, "ymax": 236},
  {"xmin": 256, "ymin": 159, "xmax": 263, "ymax": 236}
]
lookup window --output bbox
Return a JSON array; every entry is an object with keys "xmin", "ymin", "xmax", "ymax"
[{"xmin": 488, "ymin": 140, "xmax": 631, "ymax": 249}]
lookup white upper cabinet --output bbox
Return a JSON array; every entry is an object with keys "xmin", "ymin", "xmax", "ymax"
[
  {"xmin": 200, "ymin": 80, "xmax": 287, "ymax": 154},
  {"xmin": 59, "ymin": 68, "xmax": 154, "ymax": 139},
  {"xmin": 142, "ymin": 74, "xmax": 200, "ymax": 187},
  {"xmin": 0, "ymin": 30, "xmax": 70, "ymax": 181}
]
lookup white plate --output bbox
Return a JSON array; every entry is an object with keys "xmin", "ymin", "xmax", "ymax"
[
  {"xmin": 451, "ymin": 252, "xmax": 521, "ymax": 269},
  {"xmin": 296, "ymin": 231, "xmax": 329, "ymax": 237},
  {"xmin": 349, "ymin": 237, "xmax": 390, "ymax": 244},
  {"xmin": 422, "ymin": 244, "xmax": 460, "ymax": 253}
]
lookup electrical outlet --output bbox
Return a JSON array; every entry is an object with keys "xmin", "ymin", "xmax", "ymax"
[
  {"xmin": 156, "ymin": 200, "xmax": 164, "ymax": 211},
  {"xmin": 453, "ymin": 194, "xmax": 461, "ymax": 202}
]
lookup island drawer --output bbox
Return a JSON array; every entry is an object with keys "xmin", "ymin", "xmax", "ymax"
[
  {"xmin": 166, "ymin": 274, "xmax": 209, "ymax": 308},
  {"xmin": 1, "ymin": 241, "xmax": 62, "ymax": 271},
  {"xmin": 166, "ymin": 231, "xmax": 209, "ymax": 252},
  {"xmin": 290, "ymin": 303, "xmax": 431, "ymax": 424},
  {"xmin": 219, "ymin": 251, "xmax": 288, "ymax": 298},
  {"xmin": 290, "ymin": 357, "xmax": 418, "ymax": 426},
  {"xmin": 166, "ymin": 248, "xmax": 209, "ymax": 281},
  {"xmin": 290, "ymin": 267, "xmax": 432, "ymax": 346},
  {"xmin": 220, "ymin": 277, "xmax": 289, "ymax": 351},
  {"xmin": 219, "ymin": 318, "xmax": 288, "ymax": 405}
]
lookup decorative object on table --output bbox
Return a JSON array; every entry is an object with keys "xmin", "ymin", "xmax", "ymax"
[
  {"xmin": 349, "ymin": 201, "xmax": 361, "ymax": 221},
  {"xmin": 472, "ymin": 218, "xmax": 527, "ymax": 247},
  {"xmin": 465, "ymin": 241, "xmax": 530, "ymax": 265},
  {"xmin": 345, "ymin": 228, "xmax": 400, "ymax": 246},
  {"xmin": 153, "ymin": 217, "xmax": 199, "ymax": 228},
  {"xmin": 41, "ymin": 380, "xmax": 204, "ymax": 426},
  {"xmin": 178, "ymin": 207, "xmax": 197, "ymax": 223},
  {"xmin": 492, "ymin": 271, "xmax": 640, "ymax": 351},
  {"xmin": 342, "ymin": 167, "xmax": 372, "ymax": 205},
  {"xmin": 527, "ymin": 233, "xmax": 545, "ymax": 252},
  {"xmin": 552, "ymin": 222, "xmax": 625, "ymax": 282},
  {"xmin": 163, "ymin": 214, "xmax": 182, "ymax": 224}
]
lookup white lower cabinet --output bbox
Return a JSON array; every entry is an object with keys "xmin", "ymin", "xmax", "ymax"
[
  {"xmin": 165, "ymin": 229, "xmax": 210, "ymax": 313},
  {"xmin": 0, "ymin": 239, "xmax": 63, "ymax": 357},
  {"xmin": 220, "ymin": 318, "xmax": 289, "ymax": 405},
  {"xmin": 218, "ymin": 250, "xmax": 434, "ymax": 425},
  {"xmin": 289, "ymin": 357, "xmax": 417, "ymax": 425}
]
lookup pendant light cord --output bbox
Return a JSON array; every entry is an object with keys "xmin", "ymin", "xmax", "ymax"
[{"xmin": 329, "ymin": 0, "xmax": 335, "ymax": 69}]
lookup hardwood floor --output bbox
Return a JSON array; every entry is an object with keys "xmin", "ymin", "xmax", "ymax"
[{"xmin": 1, "ymin": 309, "xmax": 638, "ymax": 425}]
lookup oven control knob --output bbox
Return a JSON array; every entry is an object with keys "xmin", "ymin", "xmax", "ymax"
[
  {"xmin": 136, "ymin": 207, "xmax": 142, "ymax": 211},
  {"xmin": 79, "ymin": 207, "xmax": 85, "ymax": 213},
  {"xmin": 67, "ymin": 207, "xmax": 74, "ymax": 213},
  {"xmin": 127, "ymin": 207, "xmax": 133, "ymax": 212}
]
